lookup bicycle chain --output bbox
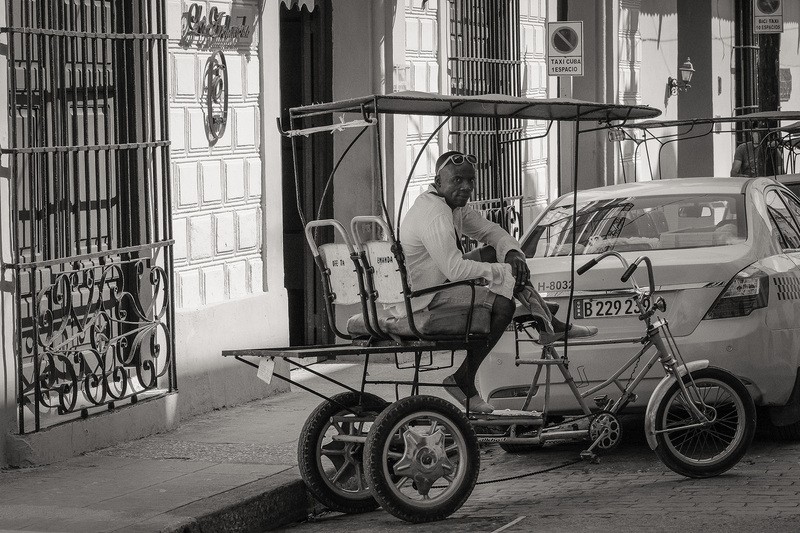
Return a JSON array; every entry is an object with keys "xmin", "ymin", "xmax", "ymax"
[{"xmin": 475, "ymin": 457, "xmax": 584, "ymax": 485}]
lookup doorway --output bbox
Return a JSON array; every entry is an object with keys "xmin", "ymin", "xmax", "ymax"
[{"xmin": 279, "ymin": 1, "xmax": 334, "ymax": 346}]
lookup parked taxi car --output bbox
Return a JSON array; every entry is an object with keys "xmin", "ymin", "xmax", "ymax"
[{"xmin": 478, "ymin": 177, "xmax": 800, "ymax": 439}]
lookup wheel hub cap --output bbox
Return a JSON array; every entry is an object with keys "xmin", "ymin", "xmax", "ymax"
[{"xmin": 392, "ymin": 426, "xmax": 453, "ymax": 496}]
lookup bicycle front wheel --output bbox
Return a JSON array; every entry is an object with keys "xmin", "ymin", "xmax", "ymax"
[{"xmin": 653, "ymin": 367, "xmax": 755, "ymax": 478}]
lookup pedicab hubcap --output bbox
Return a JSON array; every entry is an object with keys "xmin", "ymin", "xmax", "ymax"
[{"xmin": 393, "ymin": 427, "xmax": 453, "ymax": 496}]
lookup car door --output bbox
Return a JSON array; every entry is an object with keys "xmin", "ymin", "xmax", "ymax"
[{"xmin": 761, "ymin": 188, "xmax": 800, "ymax": 395}]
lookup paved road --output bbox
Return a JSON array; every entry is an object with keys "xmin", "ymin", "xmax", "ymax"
[{"xmin": 284, "ymin": 419, "xmax": 800, "ymax": 533}]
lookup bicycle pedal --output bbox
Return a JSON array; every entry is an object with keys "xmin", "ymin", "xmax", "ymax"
[
  {"xmin": 580, "ymin": 450, "xmax": 600, "ymax": 463},
  {"xmin": 593, "ymin": 395, "xmax": 610, "ymax": 409}
]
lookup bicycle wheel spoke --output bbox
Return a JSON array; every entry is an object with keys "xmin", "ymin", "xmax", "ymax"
[
  {"xmin": 354, "ymin": 463, "xmax": 365, "ymax": 491},
  {"xmin": 331, "ymin": 461, "xmax": 352, "ymax": 483}
]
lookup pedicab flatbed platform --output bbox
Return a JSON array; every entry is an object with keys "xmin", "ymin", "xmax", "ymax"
[{"xmin": 222, "ymin": 340, "xmax": 462, "ymax": 360}]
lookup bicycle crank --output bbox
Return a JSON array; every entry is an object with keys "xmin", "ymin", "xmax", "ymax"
[{"xmin": 588, "ymin": 412, "xmax": 622, "ymax": 451}]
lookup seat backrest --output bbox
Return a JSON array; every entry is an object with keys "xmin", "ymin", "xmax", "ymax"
[
  {"xmin": 363, "ymin": 240, "xmax": 405, "ymax": 304},
  {"xmin": 317, "ymin": 243, "xmax": 362, "ymax": 305}
]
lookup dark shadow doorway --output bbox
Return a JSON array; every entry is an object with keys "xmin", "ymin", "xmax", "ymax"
[{"xmin": 279, "ymin": 2, "xmax": 334, "ymax": 346}]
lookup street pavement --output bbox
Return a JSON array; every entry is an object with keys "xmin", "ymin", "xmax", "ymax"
[
  {"xmin": 1, "ymin": 357, "xmax": 798, "ymax": 532},
  {"xmin": 286, "ymin": 418, "xmax": 800, "ymax": 533}
]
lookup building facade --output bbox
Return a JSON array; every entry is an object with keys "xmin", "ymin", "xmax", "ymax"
[{"xmin": 1, "ymin": 0, "xmax": 799, "ymax": 466}]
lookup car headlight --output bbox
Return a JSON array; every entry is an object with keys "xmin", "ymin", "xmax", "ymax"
[{"xmin": 704, "ymin": 265, "xmax": 769, "ymax": 320}]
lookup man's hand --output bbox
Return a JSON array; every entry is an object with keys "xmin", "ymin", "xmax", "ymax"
[{"xmin": 505, "ymin": 250, "xmax": 530, "ymax": 291}]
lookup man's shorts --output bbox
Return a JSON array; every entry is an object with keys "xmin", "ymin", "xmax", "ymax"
[{"xmin": 413, "ymin": 285, "xmax": 495, "ymax": 335}]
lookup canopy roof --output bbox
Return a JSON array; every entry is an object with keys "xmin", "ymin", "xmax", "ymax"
[
  {"xmin": 289, "ymin": 91, "xmax": 661, "ymax": 122},
  {"xmin": 627, "ymin": 111, "xmax": 800, "ymax": 130}
]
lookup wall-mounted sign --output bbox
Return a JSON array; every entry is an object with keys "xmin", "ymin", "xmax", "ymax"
[
  {"xmin": 181, "ymin": 3, "xmax": 255, "ymax": 48},
  {"xmin": 205, "ymin": 51, "xmax": 229, "ymax": 142},
  {"xmin": 753, "ymin": 0, "xmax": 783, "ymax": 34},
  {"xmin": 547, "ymin": 22, "xmax": 583, "ymax": 77}
]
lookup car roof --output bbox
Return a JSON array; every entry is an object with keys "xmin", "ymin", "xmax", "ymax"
[{"xmin": 552, "ymin": 177, "xmax": 757, "ymax": 206}]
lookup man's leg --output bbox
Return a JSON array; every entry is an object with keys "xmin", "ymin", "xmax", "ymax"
[{"xmin": 451, "ymin": 294, "xmax": 515, "ymax": 398}]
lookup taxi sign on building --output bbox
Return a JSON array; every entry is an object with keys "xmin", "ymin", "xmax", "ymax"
[
  {"xmin": 753, "ymin": 0, "xmax": 783, "ymax": 34},
  {"xmin": 547, "ymin": 21, "xmax": 583, "ymax": 77}
]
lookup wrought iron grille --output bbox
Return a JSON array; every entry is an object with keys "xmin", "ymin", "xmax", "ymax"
[
  {"xmin": 448, "ymin": 0, "xmax": 523, "ymax": 240},
  {"xmin": 3, "ymin": 0, "xmax": 175, "ymax": 433}
]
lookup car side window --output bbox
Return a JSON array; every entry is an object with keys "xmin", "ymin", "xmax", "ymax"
[
  {"xmin": 779, "ymin": 190, "xmax": 800, "ymax": 233},
  {"xmin": 765, "ymin": 189, "xmax": 800, "ymax": 250}
]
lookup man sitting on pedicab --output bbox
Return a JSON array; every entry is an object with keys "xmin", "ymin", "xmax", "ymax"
[{"xmin": 400, "ymin": 151, "xmax": 597, "ymax": 414}]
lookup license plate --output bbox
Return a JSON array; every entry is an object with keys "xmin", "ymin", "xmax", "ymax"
[{"xmin": 573, "ymin": 296, "xmax": 639, "ymax": 319}]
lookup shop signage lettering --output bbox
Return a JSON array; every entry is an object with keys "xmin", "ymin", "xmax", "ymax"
[{"xmin": 181, "ymin": 3, "xmax": 254, "ymax": 47}]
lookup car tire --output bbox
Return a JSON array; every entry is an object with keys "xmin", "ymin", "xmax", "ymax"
[{"xmin": 768, "ymin": 420, "xmax": 800, "ymax": 440}]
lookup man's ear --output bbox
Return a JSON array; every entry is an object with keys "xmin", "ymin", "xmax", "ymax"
[{"xmin": 434, "ymin": 174, "xmax": 441, "ymax": 187}]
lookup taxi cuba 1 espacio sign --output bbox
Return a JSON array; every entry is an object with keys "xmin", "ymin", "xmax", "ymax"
[{"xmin": 547, "ymin": 21, "xmax": 583, "ymax": 77}]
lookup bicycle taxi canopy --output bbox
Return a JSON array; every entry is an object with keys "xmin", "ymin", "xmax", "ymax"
[{"xmin": 609, "ymin": 110, "xmax": 800, "ymax": 180}]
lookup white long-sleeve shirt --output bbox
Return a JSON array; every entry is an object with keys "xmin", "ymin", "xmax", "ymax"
[{"xmin": 398, "ymin": 185, "xmax": 522, "ymax": 312}]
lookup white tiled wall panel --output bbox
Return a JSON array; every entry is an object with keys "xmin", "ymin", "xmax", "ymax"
[
  {"xmin": 518, "ymin": 0, "xmax": 550, "ymax": 216},
  {"xmin": 169, "ymin": 0, "xmax": 263, "ymax": 309}
]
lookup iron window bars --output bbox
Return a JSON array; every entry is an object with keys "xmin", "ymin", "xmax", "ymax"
[
  {"xmin": 448, "ymin": 0, "xmax": 524, "ymax": 241},
  {"xmin": 2, "ymin": 0, "xmax": 175, "ymax": 433}
]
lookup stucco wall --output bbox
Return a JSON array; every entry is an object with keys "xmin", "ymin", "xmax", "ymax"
[
  {"xmin": 780, "ymin": 4, "xmax": 800, "ymax": 118},
  {"xmin": 711, "ymin": 1, "xmax": 736, "ymax": 178},
  {"xmin": 166, "ymin": 0, "xmax": 289, "ymax": 417}
]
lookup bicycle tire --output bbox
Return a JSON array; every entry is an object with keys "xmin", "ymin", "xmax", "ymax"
[
  {"xmin": 297, "ymin": 391, "xmax": 388, "ymax": 513},
  {"xmin": 364, "ymin": 395, "xmax": 480, "ymax": 523},
  {"xmin": 653, "ymin": 367, "xmax": 755, "ymax": 478}
]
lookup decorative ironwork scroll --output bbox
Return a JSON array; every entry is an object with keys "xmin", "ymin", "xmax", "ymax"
[
  {"xmin": 5, "ymin": 0, "xmax": 175, "ymax": 433},
  {"xmin": 20, "ymin": 249, "xmax": 173, "ymax": 424},
  {"xmin": 205, "ymin": 51, "xmax": 229, "ymax": 141}
]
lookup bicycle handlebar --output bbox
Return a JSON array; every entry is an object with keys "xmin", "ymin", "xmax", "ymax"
[
  {"xmin": 578, "ymin": 251, "xmax": 656, "ymax": 295},
  {"xmin": 576, "ymin": 251, "xmax": 627, "ymax": 275},
  {"xmin": 620, "ymin": 256, "xmax": 655, "ymax": 295}
]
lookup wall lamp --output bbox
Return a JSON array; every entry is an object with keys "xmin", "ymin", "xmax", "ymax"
[{"xmin": 667, "ymin": 57, "xmax": 695, "ymax": 97}]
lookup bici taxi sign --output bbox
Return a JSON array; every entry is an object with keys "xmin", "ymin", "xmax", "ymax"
[
  {"xmin": 547, "ymin": 21, "xmax": 583, "ymax": 77},
  {"xmin": 753, "ymin": 0, "xmax": 783, "ymax": 34}
]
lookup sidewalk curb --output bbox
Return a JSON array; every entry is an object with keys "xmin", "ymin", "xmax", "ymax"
[{"xmin": 159, "ymin": 471, "xmax": 318, "ymax": 533}]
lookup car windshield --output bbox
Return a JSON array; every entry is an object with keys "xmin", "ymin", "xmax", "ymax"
[
  {"xmin": 522, "ymin": 193, "xmax": 747, "ymax": 257},
  {"xmin": 783, "ymin": 183, "xmax": 800, "ymax": 198}
]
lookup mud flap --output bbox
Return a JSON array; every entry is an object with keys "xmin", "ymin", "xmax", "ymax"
[
  {"xmin": 644, "ymin": 360, "xmax": 710, "ymax": 450},
  {"xmin": 768, "ymin": 369, "xmax": 800, "ymax": 426}
]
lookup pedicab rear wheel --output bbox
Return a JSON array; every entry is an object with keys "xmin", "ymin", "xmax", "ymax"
[
  {"xmin": 364, "ymin": 395, "xmax": 480, "ymax": 523},
  {"xmin": 298, "ymin": 391, "xmax": 388, "ymax": 513}
]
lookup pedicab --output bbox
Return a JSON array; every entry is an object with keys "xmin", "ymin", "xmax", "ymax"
[{"xmin": 223, "ymin": 92, "xmax": 756, "ymax": 523}]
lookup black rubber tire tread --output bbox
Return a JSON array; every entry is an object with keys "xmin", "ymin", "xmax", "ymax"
[
  {"xmin": 364, "ymin": 395, "xmax": 480, "ymax": 523},
  {"xmin": 654, "ymin": 367, "xmax": 756, "ymax": 478},
  {"xmin": 769, "ymin": 420, "xmax": 800, "ymax": 440},
  {"xmin": 297, "ymin": 391, "xmax": 388, "ymax": 514}
]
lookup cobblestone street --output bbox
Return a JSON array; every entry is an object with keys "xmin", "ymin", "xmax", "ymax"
[{"xmin": 286, "ymin": 419, "xmax": 800, "ymax": 533}]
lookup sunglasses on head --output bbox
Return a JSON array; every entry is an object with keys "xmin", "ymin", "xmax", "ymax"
[{"xmin": 436, "ymin": 153, "xmax": 477, "ymax": 175}]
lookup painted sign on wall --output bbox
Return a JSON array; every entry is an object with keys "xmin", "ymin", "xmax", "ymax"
[{"xmin": 181, "ymin": 3, "xmax": 255, "ymax": 48}]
